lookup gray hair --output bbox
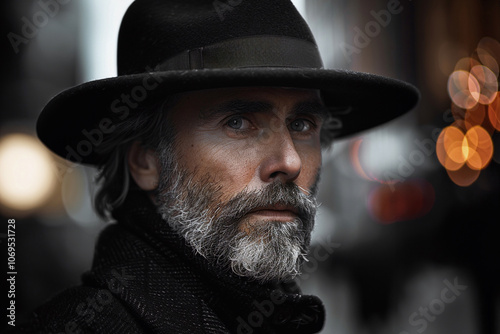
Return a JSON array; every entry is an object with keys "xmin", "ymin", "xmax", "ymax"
[{"xmin": 93, "ymin": 96, "xmax": 179, "ymax": 219}]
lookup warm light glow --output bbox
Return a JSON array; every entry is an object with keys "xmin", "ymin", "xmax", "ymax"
[
  {"xmin": 350, "ymin": 139, "xmax": 373, "ymax": 181},
  {"xmin": 454, "ymin": 57, "xmax": 480, "ymax": 72},
  {"xmin": 0, "ymin": 134, "xmax": 56, "ymax": 211},
  {"xmin": 446, "ymin": 165, "xmax": 481, "ymax": 187},
  {"xmin": 451, "ymin": 103, "xmax": 466, "ymax": 121},
  {"xmin": 448, "ymin": 70, "xmax": 480, "ymax": 109},
  {"xmin": 478, "ymin": 37, "xmax": 500, "ymax": 67},
  {"xmin": 464, "ymin": 104, "xmax": 486, "ymax": 130},
  {"xmin": 477, "ymin": 48, "xmax": 499, "ymax": 78},
  {"xmin": 367, "ymin": 180, "xmax": 435, "ymax": 224},
  {"xmin": 469, "ymin": 65, "xmax": 498, "ymax": 104},
  {"xmin": 439, "ymin": 37, "xmax": 500, "ymax": 187},
  {"xmin": 488, "ymin": 95, "xmax": 500, "ymax": 131},
  {"xmin": 436, "ymin": 126, "xmax": 467, "ymax": 170},
  {"xmin": 436, "ymin": 124, "xmax": 493, "ymax": 170},
  {"xmin": 348, "ymin": 137, "xmax": 401, "ymax": 185},
  {"xmin": 465, "ymin": 126, "xmax": 493, "ymax": 170}
]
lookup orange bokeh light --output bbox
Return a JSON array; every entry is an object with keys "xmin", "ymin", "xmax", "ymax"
[
  {"xmin": 448, "ymin": 70, "xmax": 480, "ymax": 109},
  {"xmin": 476, "ymin": 48, "xmax": 499, "ymax": 78},
  {"xmin": 350, "ymin": 139, "xmax": 373, "ymax": 182},
  {"xmin": 454, "ymin": 57, "xmax": 480, "ymax": 72},
  {"xmin": 446, "ymin": 164, "xmax": 481, "ymax": 187},
  {"xmin": 451, "ymin": 103, "xmax": 466, "ymax": 121},
  {"xmin": 465, "ymin": 104, "xmax": 490, "ymax": 132},
  {"xmin": 452, "ymin": 103, "xmax": 493, "ymax": 133},
  {"xmin": 470, "ymin": 65, "xmax": 498, "ymax": 105},
  {"xmin": 465, "ymin": 126, "xmax": 493, "ymax": 170},
  {"xmin": 478, "ymin": 37, "xmax": 500, "ymax": 68},
  {"xmin": 488, "ymin": 95, "xmax": 500, "ymax": 131},
  {"xmin": 441, "ymin": 37, "xmax": 499, "ymax": 187},
  {"xmin": 436, "ymin": 124, "xmax": 493, "ymax": 177},
  {"xmin": 367, "ymin": 180, "xmax": 435, "ymax": 224},
  {"xmin": 436, "ymin": 126, "xmax": 467, "ymax": 171}
]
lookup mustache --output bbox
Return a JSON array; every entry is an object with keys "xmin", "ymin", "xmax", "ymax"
[{"xmin": 213, "ymin": 181, "xmax": 318, "ymax": 226}]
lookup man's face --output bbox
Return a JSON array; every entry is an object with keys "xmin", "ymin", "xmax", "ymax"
[{"xmin": 154, "ymin": 87, "xmax": 325, "ymax": 282}]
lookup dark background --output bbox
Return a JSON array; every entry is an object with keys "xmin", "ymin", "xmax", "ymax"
[{"xmin": 1, "ymin": 0, "xmax": 499, "ymax": 333}]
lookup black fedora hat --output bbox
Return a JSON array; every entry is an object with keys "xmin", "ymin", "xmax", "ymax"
[{"xmin": 37, "ymin": 0, "xmax": 419, "ymax": 165}]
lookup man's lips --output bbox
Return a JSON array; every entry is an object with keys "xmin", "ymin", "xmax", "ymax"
[{"xmin": 247, "ymin": 205, "xmax": 299, "ymax": 220}]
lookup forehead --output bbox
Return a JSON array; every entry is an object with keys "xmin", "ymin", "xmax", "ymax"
[{"xmin": 167, "ymin": 87, "xmax": 324, "ymax": 121}]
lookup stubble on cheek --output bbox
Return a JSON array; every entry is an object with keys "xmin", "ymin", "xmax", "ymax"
[{"xmin": 182, "ymin": 144, "xmax": 257, "ymax": 202}]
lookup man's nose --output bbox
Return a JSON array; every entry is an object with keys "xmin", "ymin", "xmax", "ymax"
[{"xmin": 258, "ymin": 130, "xmax": 302, "ymax": 183}]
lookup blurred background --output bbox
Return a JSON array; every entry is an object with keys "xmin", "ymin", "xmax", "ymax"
[{"xmin": 1, "ymin": 0, "xmax": 499, "ymax": 333}]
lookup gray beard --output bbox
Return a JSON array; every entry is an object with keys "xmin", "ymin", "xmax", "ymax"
[{"xmin": 155, "ymin": 140, "xmax": 318, "ymax": 283}]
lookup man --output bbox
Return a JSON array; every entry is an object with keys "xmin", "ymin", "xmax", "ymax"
[{"xmin": 18, "ymin": 0, "xmax": 418, "ymax": 333}]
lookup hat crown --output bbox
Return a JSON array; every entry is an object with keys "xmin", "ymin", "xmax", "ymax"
[{"xmin": 117, "ymin": 0, "xmax": 318, "ymax": 75}]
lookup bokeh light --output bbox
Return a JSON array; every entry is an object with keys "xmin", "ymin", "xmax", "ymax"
[
  {"xmin": 350, "ymin": 139, "xmax": 374, "ymax": 182},
  {"xmin": 436, "ymin": 125, "xmax": 467, "ymax": 171},
  {"xmin": 477, "ymin": 37, "xmax": 500, "ymax": 66},
  {"xmin": 439, "ymin": 37, "xmax": 500, "ymax": 187},
  {"xmin": 448, "ymin": 70, "xmax": 480, "ymax": 109},
  {"xmin": 446, "ymin": 164, "xmax": 481, "ymax": 187},
  {"xmin": 469, "ymin": 65, "xmax": 498, "ymax": 104},
  {"xmin": 476, "ymin": 48, "xmax": 499, "ymax": 78},
  {"xmin": 62, "ymin": 166, "xmax": 101, "ymax": 227},
  {"xmin": 348, "ymin": 137, "xmax": 404, "ymax": 185},
  {"xmin": 451, "ymin": 103, "xmax": 466, "ymax": 122},
  {"xmin": 454, "ymin": 57, "xmax": 480, "ymax": 72},
  {"xmin": 0, "ymin": 133, "xmax": 57, "ymax": 212},
  {"xmin": 488, "ymin": 95, "xmax": 500, "ymax": 131},
  {"xmin": 464, "ymin": 126, "xmax": 493, "ymax": 170},
  {"xmin": 367, "ymin": 180, "xmax": 435, "ymax": 224},
  {"xmin": 465, "ymin": 104, "xmax": 487, "ymax": 131},
  {"xmin": 436, "ymin": 125, "xmax": 493, "ymax": 172}
]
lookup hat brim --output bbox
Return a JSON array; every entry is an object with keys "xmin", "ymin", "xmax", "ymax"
[{"xmin": 37, "ymin": 67, "xmax": 419, "ymax": 165}]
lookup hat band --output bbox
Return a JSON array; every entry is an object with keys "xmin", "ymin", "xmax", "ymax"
[{"xmin": 155, "ymin": 35, "xmax": 324, "ymax": 71}]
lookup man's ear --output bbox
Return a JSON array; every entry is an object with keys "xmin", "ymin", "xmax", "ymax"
[{"xmin": 128, "ymin": 141, "xmax": 159, "ymax": 191}]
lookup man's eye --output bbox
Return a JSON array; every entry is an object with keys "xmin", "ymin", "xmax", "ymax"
[
  {"xmin": 226, "ymin": 116, "xmax": 249, "ymax": 130},
  {"xmin": 289, "ymin": 119, "xmax": 312, "ymax": 132}
]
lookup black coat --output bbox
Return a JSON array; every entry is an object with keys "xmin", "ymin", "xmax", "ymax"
[{"xmin": 14, "ymin": 190, "xmax": 325, "ymax": 333}]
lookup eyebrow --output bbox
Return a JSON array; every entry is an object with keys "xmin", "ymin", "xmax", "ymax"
[
  {"xmin": 290, "ymin": 99, "xmax": 329, "ymax": 121},
  {"xmin": 199, "ymin": 98, "xmax": 328, "ymax": 121},
  {"xmin": 200, "ymin": 100, "xmax": 273, "ymax": 121}
]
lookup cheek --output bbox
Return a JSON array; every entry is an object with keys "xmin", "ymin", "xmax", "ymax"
[
  {"xmin": 178, "ymin": 135, "xmax": 258, "ymax": 199},
  {"xmin": 297, "ymin": 142, "xmax": 322, "ymax": 187}
]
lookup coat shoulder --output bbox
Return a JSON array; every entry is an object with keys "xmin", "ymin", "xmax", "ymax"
[{"xmin": 13, "ymin": 285, "xmax": 146, "ymax": 334}]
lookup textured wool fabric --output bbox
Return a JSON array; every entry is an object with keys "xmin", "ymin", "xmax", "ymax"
[{"xmin": 14, "ymin": 189, "xmax": 325, "ymax": 333}]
